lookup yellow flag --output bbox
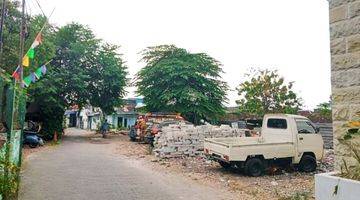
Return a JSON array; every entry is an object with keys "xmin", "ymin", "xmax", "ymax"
[{"xmin": 22, "ymin": 55, "xmax": 29, "ymax": 67}]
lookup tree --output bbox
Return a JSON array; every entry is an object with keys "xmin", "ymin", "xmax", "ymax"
[
  {"xmin": 0, "ymin": 0, "xmax": 22, "ymax": 73},
  {"xmin": 236, "ymin": 69, "xmax": 302, "ymax": 117},
  {"xmin": 136, "ymin": 45, "xmax": 228, "ymax": 124},
  {"xmin": 29, "ymin": 23, "xmax": 127, "ymax": 139},
  {"xmin": 88, "ymin": 43, "xmax": 128, "ymax": 115},
  {"xmin": 309, "ymin": 100, "xmax": 332, "ymax": 122}
]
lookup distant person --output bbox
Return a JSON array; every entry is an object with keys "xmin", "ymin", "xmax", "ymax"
[{"xmin": 100, "ymin": 119, "xmax": 110, "ymax": 138}]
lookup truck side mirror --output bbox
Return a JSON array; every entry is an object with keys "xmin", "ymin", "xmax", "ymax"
[{"xmin": 315, "ymin": 127, "xmax": 320, "ymax": 133}]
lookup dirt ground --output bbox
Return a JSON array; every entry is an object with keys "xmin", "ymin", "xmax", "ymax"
[{"xmin": 114, "ymin": 133, "xmax": 334, "ymax": 200}]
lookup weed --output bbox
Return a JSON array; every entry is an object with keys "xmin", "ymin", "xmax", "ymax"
[
  {"xmin": 278, "ymin": 191, "xmax": 310, "ymax": 200},
  {"xmin": 339, "ymin": 127, "xmax": 360, "ymax": 181}
]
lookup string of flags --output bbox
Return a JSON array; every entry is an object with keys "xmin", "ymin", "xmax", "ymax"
[
  {"xmin": 23, "ymin": 33, "xmax": 42, "ymax": 67},
  {"xmin": 11, "ymin": 30, "xmax": 50, "ymax": 87},
  {"xmin": 22, "ymin": 65, "xmax": 47, "ymax": 87},
  {"xmin": 9, "ymin": 8, "xmax": 55, "ymax": 88}
]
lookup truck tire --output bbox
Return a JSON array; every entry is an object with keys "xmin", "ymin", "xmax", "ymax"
[
  {"xmin": 218, "ymin": 161, "xmax": 231, "ymax": 169},
  {"xmin": 299, "ymin": 155, "xmax": 317, "ymax": 172},
  {"xmin": 245, "ymin": 158, "xmax": 264, "ymax": 177}
]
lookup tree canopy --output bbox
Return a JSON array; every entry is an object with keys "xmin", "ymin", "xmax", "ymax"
[
  {"xmin": 308, "ymin": 100, "xmax": 332, "ymax": 122},
  {"xmin": 1, "ymin": 1, "xmax": 128, "ymax": 139},
  {"xmin": 136, "ymin": 45, "xmax": 228, "ymax": 124},
  {"xmin": 236, "ymin": 69, "xmax": 302, "ymax": 117}
]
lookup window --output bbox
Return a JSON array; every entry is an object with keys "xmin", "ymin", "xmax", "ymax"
[
  {"xmin": 295, "ymin": 119, "xmax": 316, "ymax": 134},
  {"xmin": 267, "ymin": 118, "xmax": 287, "ymax": 129}
]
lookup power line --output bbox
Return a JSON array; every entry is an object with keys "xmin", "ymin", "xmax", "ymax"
[{"xmin": 34, "ymin": 0, "xmax": 46, "ymax": 17}]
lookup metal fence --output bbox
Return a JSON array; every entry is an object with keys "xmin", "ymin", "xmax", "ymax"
[
  {"xmin": 316, "ymin": 123, "xmax": 333, "ymax": 149},
  {"xmin": 0, "ymin": 74, "xmax": 26, "ymax": 199}
]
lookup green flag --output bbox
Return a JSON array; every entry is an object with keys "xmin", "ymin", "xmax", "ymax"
[
  {"xmin": 23, "ymin": 75, "xmax": 32, "ymax": 87},
  {"xmin": 27, "ymin": 48, "xmax": 35, "ymax": 59},
  {"xmin": 34, "ymin": 67, "xmax": 42, "ymax": 79}
]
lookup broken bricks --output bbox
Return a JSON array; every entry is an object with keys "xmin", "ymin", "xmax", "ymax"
[{"xmin": 153, "ymin": 123, "xmax": 247, "ymax": 158}]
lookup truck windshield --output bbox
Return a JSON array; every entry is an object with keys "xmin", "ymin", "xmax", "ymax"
[{"xmin": 295, "ymin": 119, "xmax": 316, "ymax": 134}]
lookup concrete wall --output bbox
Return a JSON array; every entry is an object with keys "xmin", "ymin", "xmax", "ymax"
[{"xmin": 329, "ymin": 0, "xmax": 360, "ymax": 169}]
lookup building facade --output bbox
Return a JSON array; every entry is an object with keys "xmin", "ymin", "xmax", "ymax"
[
  {"xmin": 64, "ymin": 98, "xmax": 143, "ymax": 130},
  {"xmin": 329, "ymin": 0, "xmax": 360, "ymax": 169}
]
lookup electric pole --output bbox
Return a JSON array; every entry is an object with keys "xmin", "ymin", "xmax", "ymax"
[{"xmin": 18, "ymin": 0, "xmax": 25, "ymax": 86}]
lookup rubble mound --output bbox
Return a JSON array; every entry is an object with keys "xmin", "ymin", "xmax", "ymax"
[{"xmin": 154, "ymin": 123, "xmax": 247, "ymax": 158}]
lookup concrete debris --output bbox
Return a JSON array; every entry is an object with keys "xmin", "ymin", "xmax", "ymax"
[
  {"xmin": 317, "ymin": 149, "xmax": 334, "ymax": 172},
  {"xmin": 153, "ymin": 123, "xmax": 248, "ymax": 158}
]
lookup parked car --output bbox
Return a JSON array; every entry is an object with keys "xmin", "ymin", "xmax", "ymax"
[{"xmin": 204, "ymin": 114, "xmax": 324, "ymax": 176}]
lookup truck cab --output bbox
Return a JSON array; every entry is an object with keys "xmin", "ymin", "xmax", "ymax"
[{"xmin": 204, "ymin": 114, "xmax": 324, "ymax": 176}]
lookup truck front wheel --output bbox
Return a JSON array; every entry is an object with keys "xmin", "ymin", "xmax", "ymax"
[
  {"xmin": 299, "ymin": 155, "xmax": 317, "ymax": 172},
  {"xmin": 218, "ymin": 161, "xmax": 231, "ymax": 169},
  {"xmin": 245, "ymin": 158, "xmax": 264, "ymax": 177}
]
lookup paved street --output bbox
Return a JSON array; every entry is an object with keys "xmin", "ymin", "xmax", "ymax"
[{"xmin": 19, "ymin": 129, "xmax": 231, "ymax": 200}]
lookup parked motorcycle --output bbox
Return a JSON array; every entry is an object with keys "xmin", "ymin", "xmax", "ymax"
[{"xmin": 23, "ymin": 121, "xmax": 44, "ymax": 148}]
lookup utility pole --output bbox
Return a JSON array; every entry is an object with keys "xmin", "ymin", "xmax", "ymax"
[
  {"xmin": 18, "ymin": 0, "xmax": 25, "ymax": 86},
  {"xmin": 0, "ymin": 0, "xmax": 6, "ymax": 60}
]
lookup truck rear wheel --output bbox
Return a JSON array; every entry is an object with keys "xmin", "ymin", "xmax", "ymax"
[
  {"xmin": 245, "ymin": 158, "xmax": 264, "ymax": 177},
  {"xmin": 299, "ymin": 155, "xmax": 317, "ymax": 172},
  {"xmin": 218, "ymin": 161, "xmax": 231, "ymax": 169}
]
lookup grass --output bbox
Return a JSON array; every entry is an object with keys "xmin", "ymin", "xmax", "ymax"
[{"xmin": 278, "ymin": 191, "xmax": 311, "ymax": 200}]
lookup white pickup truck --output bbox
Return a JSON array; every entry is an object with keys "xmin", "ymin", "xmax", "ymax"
[{"xmin": 204, "ymin": 114, "xmax": 324, "ymax": 176}]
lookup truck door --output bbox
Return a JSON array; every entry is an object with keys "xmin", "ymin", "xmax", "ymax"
[{"xmin": 295, "ymin": 119, "xmax": 319, "ymax": 155}]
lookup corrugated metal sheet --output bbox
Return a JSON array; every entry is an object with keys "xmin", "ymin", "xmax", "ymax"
[{"xmin": 316, "ymin": 123, "xmax": 333, "ymax": 149}]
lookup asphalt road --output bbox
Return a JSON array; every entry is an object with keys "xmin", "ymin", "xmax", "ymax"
[{"xmin": 19, "ymin": 129, "xmax": 231, "ymax": 200}]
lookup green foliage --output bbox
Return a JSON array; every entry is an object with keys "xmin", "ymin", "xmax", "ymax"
[
  {"xmin": 0, "ymin": 145, "xmax": 20, "ymax": 200},
  {"xmin": 339, "ymin": 128, "xmax": 360, "ymax": 181},
  {"xmin": 278, "ymin": 191, "xmax": 310, "ymax": 200},
  {"xmin": 236, "ymin": 69, "xmax": 302, "ymax": 117},
  {"xmin": 1, "ymin": 1, "xmax": 127, "ymax": 139},
  {"xmin": 0, "ymin": 0, "xmax": 22, "ymax": 73},
  {"xmin": 28, "ymin": 23, "xmax": 128, "ymax": 139},
  {"xmin": 88, "ymin": 44, "xmax": 128, "ymax": 115},
  {"xmin": 314, "ymin": 101, "xmax": 332, "ymax": 121},
  {"xmin": 136, "ymin": 45, "xmax": 228, "ymax": 124}
]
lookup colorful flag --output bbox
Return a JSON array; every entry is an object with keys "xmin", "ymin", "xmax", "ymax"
[
  {"xmin": 23, "ymin": 75, "xmax": 32, "ymax": 87},
  {"xmin": 27, "ymin": 48, "xmax": 35, "ymax": 59},
  {"xmin": 22, "ymin": 55, "xmax": 30, "ymax": 67},
  {"xmin": 41, "ymin": 65, "xmax": 47, "ymax": 74},
  {"xmin": 11, "ymin": 66, "xmax": 21, "ymax": 80},
  {"xmin": 31, "ymin": 32, "xmax": 42, "ymax": 48},
  {"xmin": 34, "ymin": 67, "xmax": 42, "ymax": 79},
  {"xmin": 30, "ymin": 72, "xmax": 37, "ymax": 83}
]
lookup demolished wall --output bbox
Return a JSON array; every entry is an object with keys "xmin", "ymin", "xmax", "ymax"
[{"xmin": 153, "ymin": 123, "xmax": 247, "ymax": 158}]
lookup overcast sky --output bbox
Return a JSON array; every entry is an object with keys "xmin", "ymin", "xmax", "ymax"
[{"xmin": 30, "ymin": 0, "xmax": 331, "ymax": 109}]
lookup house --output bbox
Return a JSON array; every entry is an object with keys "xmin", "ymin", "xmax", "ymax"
[
  {"xmin": 64, "ymin": 98, "xmax": 144, "ymax": 130},
  {"xmin": 106, "ymin": 98, "xmax": 143, "ymax": 129}
]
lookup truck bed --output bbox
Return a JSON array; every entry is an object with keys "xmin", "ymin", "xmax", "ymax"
[
  {"xmin": 204, "ymin": 137, "xmax": 295, "ymax": 161},
  {"xmin": 205, "ymin": 136, "xmax": 293, "ymax": 147}
]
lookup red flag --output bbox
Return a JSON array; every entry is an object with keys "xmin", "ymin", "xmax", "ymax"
[{"xmin": 11, "ymin": 66, "xmax": 21, "ymax": 80}]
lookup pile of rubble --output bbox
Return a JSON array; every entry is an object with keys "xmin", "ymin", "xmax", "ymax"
[{"xmin": 153, "ymin": 123, "xmax": 246, "ymax": 158}]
